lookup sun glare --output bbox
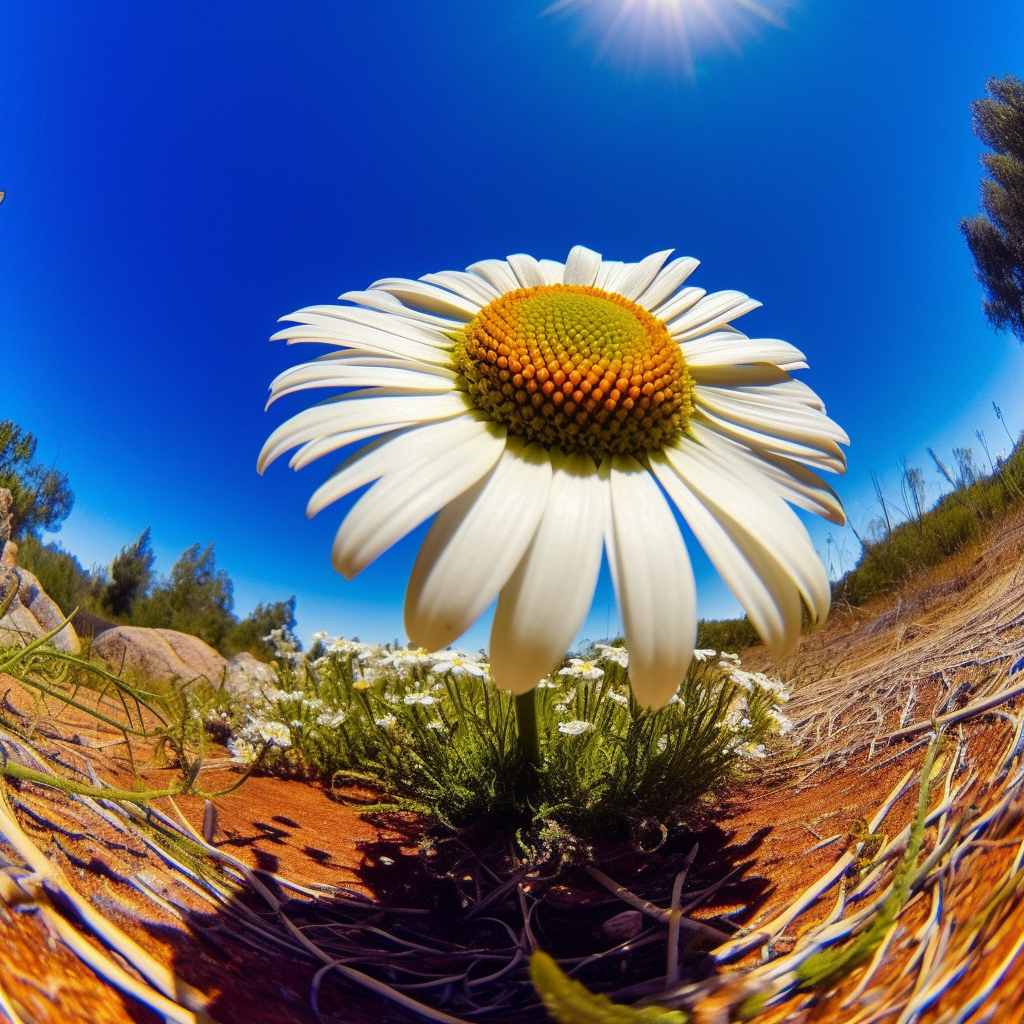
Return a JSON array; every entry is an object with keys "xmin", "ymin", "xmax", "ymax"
[{"xmin": 547, "ymin": 0, "xmax": 791, "ymax": 77}]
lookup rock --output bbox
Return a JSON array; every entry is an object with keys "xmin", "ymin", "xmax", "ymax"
[
  {"xmin": 0, "ymin": 564, "xmax": 81, "ymax": 654},
  {"xmin": 91, "ymin": 626, "xmax": 227, "ymax": 687},
  {"xmin": 601, "ymin": 909, "xmax": 644, "ymax": 943},
  {"xmin": 0, "ymin": 487, "xmax": 12, "ymax": 566},
  {"xmin": 0, "ymin": 486, "xmax": 80, "ymax": 654},
  {"xmin": 223, "ymin": 651, "xmax": 279, "ymax": 698}
]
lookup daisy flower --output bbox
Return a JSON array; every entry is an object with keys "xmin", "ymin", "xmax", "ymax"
[
  {"xmin": 558, "ymin": 720, "xmax": 595, "ymax": 736},
  {"xmin": 558, "ymin": 657, "xmax": 605, "ymax": 681},
  {"xmin": 431, "ymin": 653, "xmax": 488, "ymax": 678},
  {"xmin": 260, "ymin": 246, "xmax": 847, "ymax": 708}
]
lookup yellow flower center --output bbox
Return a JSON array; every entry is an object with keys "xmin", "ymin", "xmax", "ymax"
[{"xmin": 452, "ymin": 285, "xmax": 693, "ymax": 458}]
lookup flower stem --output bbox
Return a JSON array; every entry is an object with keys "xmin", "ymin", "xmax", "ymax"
[{"xmin": 514, "ymin": 689, "xmax": 541, "ymax": 772}]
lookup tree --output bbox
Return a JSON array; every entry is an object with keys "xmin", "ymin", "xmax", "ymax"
[
  {"xmin": 102, "ymin": 528, "xmax": 155, "ymax": 618},
  {"xmin": 961, "ymin": 74, "xmax": 1024, "ymax": 343},
  {"xmin": 132, "ymin": 542, "xmax": 236, "ymax": 651},
  {"xmin": 224, "ymin": 596, "xmax": 299, "ymax": 661},
  {"xmin": 0, "ymin": 420, "xmax": 75, "ymax": 539}
]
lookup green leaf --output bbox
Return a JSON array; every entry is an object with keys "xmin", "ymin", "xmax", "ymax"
[{"xmin": 529, "ymin": 950, "xmax": 688, "ymax": 1024}]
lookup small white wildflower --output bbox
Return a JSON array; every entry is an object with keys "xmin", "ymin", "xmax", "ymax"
[
  {"xmin": 258, "ymin": 721, "xmax": 292, "ymax": 748},
  {"xmin": 426, "ymin": 720, "xmax": 445, "ymax": 731},
  {"xmin": 593, "ymin": 644, "xmax": 629, "ymax": 668},
  {"xmin": 227, "ymin": 738, "xmax": 258, "ymax": 763},
  {"xmin": 432, "ymin": 654, "xmax": 487, "ymax": 677},
  {"xmin": 558, "ymin": 720, "xmax": 594, "ymax": 736},
  {"xmin": 312, "ymin": 630, "xmax": 328, "ymax": 642},
  {"xmin": 656, "ymin": 735, "xmax": 668, "ymax": 752},
  {"xmin": 374, "ymin": 714, "xmax": 398, "ymax": 728},
  {"xmin": 738, "ymin": 742, "xmax": 767, "ymax": 759},
  {"xmin": 605, "ymin": 690, "xmax": 629, "ymax": 706},
  {"xmin": 316, "ymin": 710, "xmax": 348, "ymax": 728},
  {"xmin": 558, "ymin": 658, "xmax": 604, "ymax": 681},
  {"xmin": 554, "ymin": 702, "xmax": 569, "ymax": 714},
  {"xmin": 718, "ymin": 652, "xmax": 742, "ymax": 666},
  {"xmin": 693, "ymin": 648, "xmax": 717, "ymax": 661},
  {"xmin": 403, "ymin": 692, "xmax": 438, "ymax": 707},
  {"xmin": 536, "ymin": 679, "xmax": 560, "ymax": 689},
  {"xmin": 290, "ymin": 719, "xmax": 303, "ymax": 729}
]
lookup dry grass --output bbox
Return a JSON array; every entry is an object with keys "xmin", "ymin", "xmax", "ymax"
[{"xmin": 1, "ymin": 510, "xmax": 1024, "ymax": 1023}]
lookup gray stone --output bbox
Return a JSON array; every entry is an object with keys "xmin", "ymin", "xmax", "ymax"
[
  {"xmin": 223, "ymin": 651, "xmax": 279, "ymax": 698},
  {"xmin": 91, "ymin": 626, "xmax": 227, "ymax": 687},
  {"xmin": 0, "ymin": 564, "xmax": 81, "ymax": 654}
]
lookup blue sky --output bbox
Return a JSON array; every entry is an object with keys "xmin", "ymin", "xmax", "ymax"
[{"xmin": 3, "ymin": 0, "xmax": 1023, "ymax": 650}]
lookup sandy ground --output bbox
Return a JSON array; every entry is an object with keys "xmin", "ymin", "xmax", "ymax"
[{"xmin": 2, "ymin": 511, "xmax": 1024, "ymax": 1024}]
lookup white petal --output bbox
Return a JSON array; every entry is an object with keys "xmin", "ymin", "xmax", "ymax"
[
  {"xmin": 612, "ymin": 250, "xmax": 674, "ymax": 301},
  {"xmin": 404, "ymin": 439, "xmax": 553, "ymax": 651},
  {"xmin": 649, "ymin": 452, "xmax": 802, "ymax": 660},
  {"xmin": 650, "ymin": 286, "xmax": 705, "ymax": 324},
  {"xmin": 636, "ymin": 256, "xmax": 700, "ymax": 312},
  {"xmin": 664, "ymin": 440, "xmax": 832, "ymax": 623},
  {"xmin": 489, "ymin": 450, "xmax": 607, "ymax": 695},
  {"xmin": 596, "ymin": 261, "xmax": 636, "ymax": 294},
  {"xmin": 465, "ymin": 259, "xmax": 519, "ymax": 296},
  {"xmin": 594, "ymin": 260, "xmax": 626, "ymax": 290},
  {"xmin": 289, "ymin": 424, "xmax": 419, "ymax": 471},
  {"xmin": 604, "ymin": 456, "xmax": 696, "ymax": 709},
  {"xmin": 331, "ymin": 422, "xmax": 508, "ymax": 578},
  {"xmin": 506, "ymin": 253, "xmax": 548, "ymax": 289},
  {"xmin": 274, "ymin": 313, "xmax": 452, "ymax": 366},
  {"xmin": 688, "ymin": 362, "xmax": 795, "ymax": 388},
  {"xmin": 268, "ymin": 364, "xmax": 455, "ymax": 405},
  {"xmin": 682, "ymin": 333, "xmax": 807, "ymax": 370},
  {"xmin": 258, "ymin": 392, "xmax": 471, "ymax": 473},
  {"xmin": 693, "ymin": 407, "xmax": 847, "ymax": 473},
  {"xmin": 420, "ymin": 270, "xmax": 501, "ymax": 307},
  {"xmin": 307, "ymin": 416, "xmax": 494, "ymax": 517},
  {"xmin": 563, "ymin": 246, "xmax": 602, "ymax": 287},
  {"xmin": 667, "ymin": 291, "xmax": 762, "ymax": 340},
  {"xmin": 285, "ymin": 303, "xmax": 451, "ymax": 348},
  {"xmin": 369, "ymin": 278, "xmax": 481, "ymax": 319},
  {"xmin": 338, "ymin": 289, "xmax": 465, "ymax": 331},
  {"xmin": 695, "ymin": 386, "xmax": 850, "ymax": 447},
  {"xmin": 538, "ymin": 259, "xmax": 566, "ymax": 285},
  {"xmin": 689, "ymin": 421, "xmax": 846, "ymax": 524}
]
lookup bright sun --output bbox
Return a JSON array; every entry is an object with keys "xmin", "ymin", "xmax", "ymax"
[{"xmin": 548, "ymin": 0, "xmax": 791, "ymax": 76}]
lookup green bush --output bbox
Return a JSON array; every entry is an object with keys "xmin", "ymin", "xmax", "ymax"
[
  {"xmin": 217, "ymin": 639, "xmax": 791, "ymax": 846},
  {"xmin": 15, "ymin": 536, "xmax": 101, "ymax": 616},
  {"xmin": 837, "ymin": 438, "xmax": 1024, "ymax": 606}
]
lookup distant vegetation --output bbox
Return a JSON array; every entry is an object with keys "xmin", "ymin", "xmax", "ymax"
[
  {"xmin": 3, "ymin": 417, "xmax": 297, "ymax": 661},
  {"xmin": 18, "ymin": 529, "xmax": 298, "ymax": 662},
  {"xmin": 835, "ymin": 434, "xmax": 1024, "ymax": 606}
]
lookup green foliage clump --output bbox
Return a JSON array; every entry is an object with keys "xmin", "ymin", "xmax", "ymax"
[
  {"xmin": 696, "ymin": 616, "xmax": 761, "ymax": 654},
  {"xmin": 836, "ymin": 437, "xmax": 1024, "ymax": 606},
  {"xmin": 220, "ymin": 640, "xmax": 790, "ymax": 845},
  {"xmin": 222, "ymin": 597, "xmax": 298, "ymax": 661},
  {"xmin": 0, "ymin": 420, "xmax": 75, "ymax": 539},
  {"xmin": 101, "ymin": 527, "xmax": 155, "ymax": 618},
  {"xmin": 15, "ymin": 535, "xmax": 100, "ymax": 615},
  {"xmin": 132, "ymin": 542, "xmax": 235, "ymax": 649}
]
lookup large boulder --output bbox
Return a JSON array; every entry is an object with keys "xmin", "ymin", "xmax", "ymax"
[
  {"xmin": 0, "ymin": 486, "xmax": 81, "ymax": 654},
  {"xmin": 223, "ymin": 651, "xmax": 279, "ymax": 699},
  {"xmin": 91, "ymin": 626, "xmax": 227, "ymax": 687},
  {"xmin": 0, "ymin": 564, "xmax": 82, "ymax": 654}
]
